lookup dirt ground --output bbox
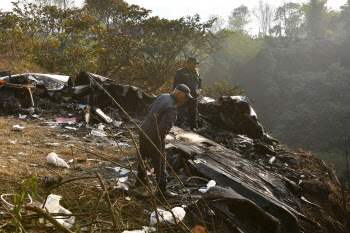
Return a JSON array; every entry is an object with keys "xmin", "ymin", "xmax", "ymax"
[{"xmin": 0, "ymin": 115, "xmax": 158, "ymax": 232}]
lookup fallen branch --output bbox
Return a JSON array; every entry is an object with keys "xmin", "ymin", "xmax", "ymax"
[{"xmin": 24, "ymin": 205, "xmax": 73, "ymax": 233}]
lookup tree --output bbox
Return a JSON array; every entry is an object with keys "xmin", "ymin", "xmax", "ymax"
[
  {"xmin": 305, "ymin": 0, "xmax": 328, "ymax": 39},
  {"xmin": 208, "ymin": 14, "xmax": 226, "ymax": 33},
  {"xmin": 252, "ymin": 1, "xmax": 274, "ymax": 35},
  {"xmin": 273, "ymin": 2, "xmax": 304, "ymax": 38},
  {"xmin": 228, "ymin": 5, "xmax": 250, "ymax": 31},
  {"xmin": 34, "ymin": 0, "xmax": 76, "ymax": 10}
]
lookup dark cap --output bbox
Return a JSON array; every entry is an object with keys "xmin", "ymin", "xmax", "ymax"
[
  {"xmin": 187, "ymin": 56, "xmax": 199, "ymax": 64},
  {"xmin": 175, "ymin": 84, "xmax": 193, "ymax": 99}
]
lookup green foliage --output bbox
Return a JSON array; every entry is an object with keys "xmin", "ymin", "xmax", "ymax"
[
  {"xmin": 1, "ymin": 0, "xmax": 228, "ymax": 92},
  {"xmin": 228, "ymin": 5, "xmax": 250, "ymax": 31},
  {"xmin": 305, "ymin": 0, "xmax": 328, "ymax": 39},
  {"xmin": 12, "ymin": 174, "xmax": 37, "ymax": 232},
  {"xmin": 204, "ymin": 81, "xmax": 245, "ymax": 98},
  {"xmin": 273, "ymin": 2, "xmax": 304, "ymax": 38}
]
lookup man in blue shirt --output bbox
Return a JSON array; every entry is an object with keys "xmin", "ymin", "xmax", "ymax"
[{"xmin": 136, "ymin": 84, "xmax": 192, "ymax": 198}]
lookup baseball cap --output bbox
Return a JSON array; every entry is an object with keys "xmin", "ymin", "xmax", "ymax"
[
  {"xmin": 187, "ymin": 57, "xmax": 199, "ymax": 64},
  {"xmin": 175, "ymin": 84, "xmax": 193, "ymax": 99}
]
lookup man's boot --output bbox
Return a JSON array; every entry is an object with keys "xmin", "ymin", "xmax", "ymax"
[{"xmin": 160, "ymin": 189, "xmax": 178, "ymax": 198}]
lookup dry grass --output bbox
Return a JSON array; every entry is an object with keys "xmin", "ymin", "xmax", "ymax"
[
  {"xmin": 0, "ymin": 52, "xmax": 47, "ymax": 75},
  {"xmin": 0, "ymin": 115, "xmax": 154, "ymax": 232}
]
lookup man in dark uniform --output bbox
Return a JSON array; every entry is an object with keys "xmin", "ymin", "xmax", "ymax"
[
  {"xmin": 173, "ymin": 57, "xmax": 203, "ymax": 130},
  {"xmin": 135, "ymin": 84, "xmax": 192, "ymax": 197}
]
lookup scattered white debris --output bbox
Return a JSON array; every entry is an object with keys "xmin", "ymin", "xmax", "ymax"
[
  {"xmin": 97, "ymin": 123, "xmax": 105, "ymax": 130},
  {"xmin": 12, "ymin": 125, "xmax": 25, "ymax": 129},
  {"xmin": 122, "ymin": 230, "xmax": 144, "ymax": 233},
  {"xmin": 199, "ymin": 180, "xmax": 216, "ymax": 193},
  {"xmin": 194, "ymin": 158, "xmax": 206, "ymax": 164},
  {"xmin": 115, "ymin": 182, "xmax": 129, "ymax": 190},
  {"xmin": 65, "ymin": 126, "xmax": 77, "ymax": 130},
  {"xmin": 19, "ymin": 114, "xmax": 27, "ymax": 119},
  {"xmin": 269, "ymin": 156, "xmax": 276, "ymax": 164},
  {"xmin": 68, "ymin": 159, "xmax": 74, "ymax": 163},
  {"xmin": 112, "ymin": 120, "xmax": 123, "ymax": 127},
  {"xmin": 118, "ymin": 142, "xmax": 129, "ymax": 148},
  {"xmin": 10, "ymin": 140, "xmax": 17, "ymax": 144},
  {"xmin": 40, "ymin": 194, "xmax": 75, "ymax": 229},
  {"xmin": 46, "ymin": 152, "xmax": 70, "ymax": 169},
  {"xmin": 150, "ymin": 207, "xmax": 186, "ymax": 225},
  {"xmin": 121, "ymin": 228, "xmax": 156, "ymax": 233},
  {"xmin": 91, "ymin": 130, "xmax": 107, "ymax": 137},
  {"xmin": 32, "ymin": 114, "xmax": 40, "ymax": 118},
  {"xmin": 117, "ymin": 177, "xmax": 128, "ymax": 183},
  {"xmin": 120, "ymin": 168, "xmax": 131, "ymax": 175},
  {"xmin": 44, "ymin": 143, "xmax": 60, "ymax": 147}
]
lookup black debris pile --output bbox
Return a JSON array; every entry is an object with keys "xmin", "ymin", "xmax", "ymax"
[
  {"xmin": 198, "ymin": 96, "xmax": 278, "ymax": 144},
  {"xmin": 165, "ymin": 127, "xmax": 346, "ymax": 233}
]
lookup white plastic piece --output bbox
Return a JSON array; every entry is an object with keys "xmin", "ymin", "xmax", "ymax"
[
  {"xmin": 193, "ymin": 158, "xmax": 206, "ymax": 164},
  {"xmin": 199, "ymin": 180, "xmax": 216, "ymax": 193},
  {"xmin": 46, "ymin": 152, "xmax": 70, "ymax": 169},
  {"xmin": 118, "ymin": 142, "xmax": 129, "ymax": 148},
  {"xmin": 91, "ymin": 130, "xmax": 107, "ymax": 137},
  {"xmin": 12, "ymin": 125, "xmax": 25, "ymax": 129},
  {"xmin": 65, "ymin": 126, "xmax": 77, "ymax": 130},
  {"xmin": 122, "ymin": 230, "xmax": 145, "ymax": 233},
  {"xmin": 112, "ymin": 121, "xmax": 123, "ymax": 127},
  {"xmin": 40, "ymin": 194, "xmax": 75, "ymax": 228},
  {"xmin": 120, "ymin": 168, "xmax": 131, "ymax": 175},
  {"xmin": 150, "ymin": 207, "xmax": 186, "ymax": 225},
  {"xmin": 115, "ymin": 183, "xmax": 129, "ymax": 190},
  {"xmin": 1, "ymin": 194, "xmax": 33, "ymax": 208},
  {"xmin": 117, "ymin": 177, "xmax": 128, "ymax": 183},
  {"xmin": 97, "ymin": 124, "xmax": 105, "ymax": 130},
  {"xmin": 269, "ymin": 156, "xmax": 276, "ymax": 164}
]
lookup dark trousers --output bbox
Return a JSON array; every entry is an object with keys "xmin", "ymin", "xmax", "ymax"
[
  {"xmin": 137, "ymin": 134, "xmax": 167, "ymax": 192},
  {"xmin": 175, "ymin": 98, "xmax": 198, "ymax": 128}
]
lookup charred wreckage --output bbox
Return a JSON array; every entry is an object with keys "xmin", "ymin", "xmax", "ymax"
[{"xmin": 0, "ymin": 71, "xmax": 348, "ymax": 233}]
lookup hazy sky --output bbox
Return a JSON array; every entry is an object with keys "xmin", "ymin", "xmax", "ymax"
[{"xmin": 1, "ymin": 0, "xmax": 347, "ymax": 33}]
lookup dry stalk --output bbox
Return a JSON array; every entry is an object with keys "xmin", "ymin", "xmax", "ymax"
[
  {"xmin": 184, "ymin": 162, "xmax": 216, "ymax": 232},
  {"xmin": 88, "ymin": 190, "xmax": 106, "ymax": 233},
  {"xmin": 0, "ymin": 200, "xmax": 27, "ymax": 233},
  {"xmin": 85, "ymin": 71, "xmax": 209, "ymax": 232},
  {"xmin": 96, "ymin": 173, "xmax": 120, "ymax": 231},
  {"xmin": 42, "ymin": 176, "xmax": 97, "ymax": 209}
]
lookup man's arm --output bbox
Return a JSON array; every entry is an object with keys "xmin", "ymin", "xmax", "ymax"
[
  {"xmin": 198, "ymin": 75, "xmax": 203, "ymax": 90},
  {"xmin": 157, "ymin": 107, "xmax": 177, "ymax": 139}
]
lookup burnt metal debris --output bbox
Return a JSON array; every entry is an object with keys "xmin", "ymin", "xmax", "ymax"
[{"xmin": 0, "ymin": 70, "xmax": 347, "ymax": 233}]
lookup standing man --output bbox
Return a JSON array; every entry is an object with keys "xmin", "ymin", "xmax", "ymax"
[
  {"xmin": 173, "ymin": 57, "xmax": 203, "ymax": 130},
  {"xmin": 135, "ymin": 84, "xmax": 192, "ymax": 198}
]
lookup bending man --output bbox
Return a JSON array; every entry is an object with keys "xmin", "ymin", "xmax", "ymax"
[{"xmin": 135, "ymin": 84, "xmax": 192, "ymax": 197}]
